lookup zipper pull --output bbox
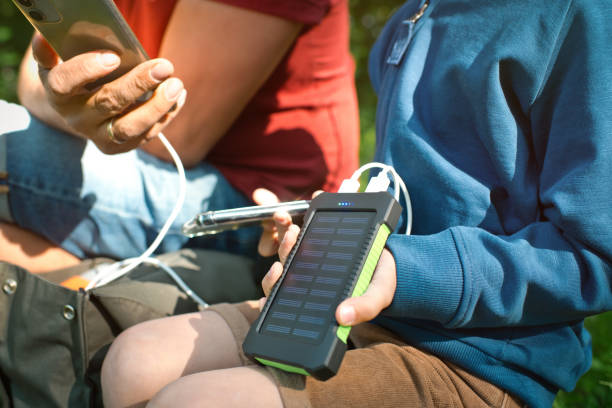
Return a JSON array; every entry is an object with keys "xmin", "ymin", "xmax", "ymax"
[{"xmin": 386, "ymin": 0, "xmax": 430, "ymax": 66}]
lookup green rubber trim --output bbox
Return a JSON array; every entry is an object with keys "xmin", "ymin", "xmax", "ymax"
[
  {"xmin": 256, "ymin": 357, "xmax": 310, "ymax": 376},
  {"xmin": 336, "ymin": 224, "xmax": 391, "ymax": 343}
]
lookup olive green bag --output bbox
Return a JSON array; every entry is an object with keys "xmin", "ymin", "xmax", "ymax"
[{"xmin": 0, "ymin": 249, "xmax": 264, "ymax": 408}]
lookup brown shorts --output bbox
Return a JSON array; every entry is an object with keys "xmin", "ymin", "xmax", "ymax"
[{"xmin": 208, "ymin": 302, "xmax": 524, "ymax": 408}]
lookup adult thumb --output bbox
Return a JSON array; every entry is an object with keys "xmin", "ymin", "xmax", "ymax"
[{"xmin": 31, "ymin": 32, "xmax": 59, "ymax": 69}]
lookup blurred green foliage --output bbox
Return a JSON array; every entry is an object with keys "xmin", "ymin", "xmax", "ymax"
[
  {"xmin": 349, "ymin": 1, "xmax": 404, "ymax": 164},
  {"xmin": 0, "ymin": 1, "xmax": 33, "ymax": 103},
  {"xmin": 1, "ymin": 1, "xmax": 611, "ymax": 407}
]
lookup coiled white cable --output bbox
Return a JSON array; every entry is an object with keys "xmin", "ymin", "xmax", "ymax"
[{"xmin": 349, "ymin": 161, "xmax": 413, "ymax": 235}]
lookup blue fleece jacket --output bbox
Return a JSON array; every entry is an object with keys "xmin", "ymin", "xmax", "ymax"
[{"xmin": 368, "ymin": 1, "xmax": 612, "ymax": 406}]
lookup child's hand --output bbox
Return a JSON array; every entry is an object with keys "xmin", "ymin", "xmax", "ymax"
[
  {"xmin": 258, "ymin": 222, "xmax": 300, "ymax": 311},
  {"xmin": 252, "ymin": 188, "xmax": 293, "ymax": 257},
  {"xmin": 334, "ymin": 249, "xmax": 397, "ymax": 326},
  {"xmin": 259, "ymin": 224, "xmax": 398, "ymax": 326}
]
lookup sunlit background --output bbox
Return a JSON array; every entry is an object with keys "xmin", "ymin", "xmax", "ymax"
[{"xmin": 1, "ymin": 2, "xmax": 611, "ymax": 406}]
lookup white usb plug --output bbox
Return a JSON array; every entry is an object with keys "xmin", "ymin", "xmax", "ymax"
[{"xmin": 364, "ymin": 171, "xmax": 391, "ymax": 193}]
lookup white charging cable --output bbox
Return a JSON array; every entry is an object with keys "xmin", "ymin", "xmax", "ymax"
[
  {"xmin": 85, "ymin": 132, "xmax": 210, "ymax": 307},
  {"xmin": 84, "ymin": 153, "xmax": 411, "ymax": 307},
  {"xmin": 340, "ymin": 161, "xmax": 412, "ymax": 235}
]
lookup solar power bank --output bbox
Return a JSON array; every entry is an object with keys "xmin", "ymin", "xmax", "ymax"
[{"xmin": 243, "ymin": 191, "xmax": 402, "ymax": 380}]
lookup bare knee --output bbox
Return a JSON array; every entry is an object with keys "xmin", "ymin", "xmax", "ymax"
[
  {"xmin": 101, "ymin": 309, "xmax": 252, "ymax": 407},
  {"xmin": 101, "ymin": 311, "xmax": 240, "ymax": 407},
  {"xmin": 101, "ymin": 324, "xmax": 170, "ymax": 408},
  {"xmin": 146, "ymin": 367, "xmax": 283, "ymax": 408}
]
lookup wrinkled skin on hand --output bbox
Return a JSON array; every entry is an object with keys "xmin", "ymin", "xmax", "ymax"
[{"xmin": 31, "ymin": 33, "xmax": 186, "ymax": 154}]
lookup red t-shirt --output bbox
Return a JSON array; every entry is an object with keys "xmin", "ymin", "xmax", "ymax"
[{"xmin": 114, "ymin": 0, "xmax": 359, "ymax": 201}]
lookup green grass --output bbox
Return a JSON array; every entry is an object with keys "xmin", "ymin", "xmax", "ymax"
[{"xmin": 554, "ymin": 312, "xmax": 612, "ymax": 407}]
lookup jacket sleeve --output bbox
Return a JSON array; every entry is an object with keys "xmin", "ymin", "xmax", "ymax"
[{"xmin": 382, "ymin": 1, "xmax": 612, "ymax": 329}]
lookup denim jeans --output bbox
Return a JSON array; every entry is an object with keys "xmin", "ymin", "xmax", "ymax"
[{"xmin": 0, "ymin": 100, "xmax": 259, "ymax": 260}]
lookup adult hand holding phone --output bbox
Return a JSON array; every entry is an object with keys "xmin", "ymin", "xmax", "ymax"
[{"xmin": 28, "ymin": 33, "xmax": 186, "ymax": 154}]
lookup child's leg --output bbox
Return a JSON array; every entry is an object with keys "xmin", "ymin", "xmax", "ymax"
[
  {"xmin": 147, "ymin": 366, "xmax": 282, "ymax": 408},
  {"xmin": 103, "ymin": 302, "xmax": 524, "ymax": 408},
  {"xmin": 101, "ymin": 301, "xmax": 281, "ymax": 407}
]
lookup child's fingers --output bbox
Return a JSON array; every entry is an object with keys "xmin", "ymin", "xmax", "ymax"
[
  {"xmin": 261, "ymin": 261, "xmax": 283, "ymax": 297},
  {"xmin": 278, "ymin": 224, "xmax": 300, "ymax": 264}
]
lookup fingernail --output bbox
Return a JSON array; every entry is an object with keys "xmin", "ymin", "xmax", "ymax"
[
  {"xmin": 339, "ymin": 305, "xmax": 355, "ymax": 325},
  {"xmin": 99, "ymin": 52, "xmax": 120, "ymax": 68},
  {"xmin": 268, "ymin": 266, "xmax": 279, "ymax": 279},
  {"xmin": 150, "ymin": 61, "xmax": 173, "ymax": 82},
  {"xmin": 176, "ymin": 89, "xmax": 187, "ymax": 108},
  {"xmin": 168, "ymin": 90, "xmax": 187, "ymax": 113},
  {"xmin": 164, "ymin": 78, "xmax": 183, "ymax": 101}
]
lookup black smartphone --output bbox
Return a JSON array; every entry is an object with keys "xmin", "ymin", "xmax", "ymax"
[{"xmin": 11, "ymin": 0, "xmax": 148, "ymax": 87}]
